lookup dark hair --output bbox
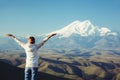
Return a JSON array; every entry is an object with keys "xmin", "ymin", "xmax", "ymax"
[{"xmin": 29, "ymin": 36, "xmax": 35, "ymax": 44}]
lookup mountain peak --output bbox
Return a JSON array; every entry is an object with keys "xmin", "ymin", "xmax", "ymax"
[
  {"xmin": 83, "ymin": 20, "xmax": 91, "ymax": 24},
  {"xmin": 71, "ymin": 20, "xmax": 81, "ymax": 23},
  {"xmin": 68, "ymin": 20, "xmax": 92, "ymax": 27},
  {"xmin": 51, "ymin": 20, "xmax": 118, "ymax": 38},
  {"xmin": 52, "ymin": 20, "xmax": 95, "ymax": 37}
]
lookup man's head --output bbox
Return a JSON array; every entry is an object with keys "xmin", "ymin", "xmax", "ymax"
[{"xmin": 28, "ymin": 36, "xmax": 35, "ymax": 44}]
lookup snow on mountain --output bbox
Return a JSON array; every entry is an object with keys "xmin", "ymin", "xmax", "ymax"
[
  {"xmin": 0, "ymin": 20, "xmax": 119, "ymax": 50},
  {"xmin": 98, "ymin": 27, "xmax": 118, "ymax": 36},
  {"xmin": 51, "ymin": 20, "xmax": 118, "ymax": 38}
]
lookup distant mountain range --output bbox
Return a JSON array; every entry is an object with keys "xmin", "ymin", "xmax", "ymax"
[{"xmin": 0, "ymin": 20, "xmax": 120, "ymax": 51}]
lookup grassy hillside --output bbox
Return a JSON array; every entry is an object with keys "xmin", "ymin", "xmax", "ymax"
[{"xmin": 1, "ymin": 49, "xmax": 120, "ymax": 80}]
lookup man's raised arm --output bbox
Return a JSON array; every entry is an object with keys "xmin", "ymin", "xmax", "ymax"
[
  {"xmin": 36, "ymin": 33, "xmax": 57, "ymax": 49},
  {"xmin": 6, "ymin": 34, "xmax": 25, "ymax": 48}
]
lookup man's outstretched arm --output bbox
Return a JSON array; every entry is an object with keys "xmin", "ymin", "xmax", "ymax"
[
  {"xmin": 36, "ymin": 33, "xmax": 57, "ymax": 49},
  {"xmin": 6, "ymin": 34, "xmax": 25, "ymax": 48}
]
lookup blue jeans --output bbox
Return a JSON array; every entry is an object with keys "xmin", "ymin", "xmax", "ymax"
[{"xmin": 25, "ymin": 67, "xmax": 38, "ymax": 80}]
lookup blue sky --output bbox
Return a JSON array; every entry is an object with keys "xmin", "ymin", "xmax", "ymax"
[{"xmin": 0, "ymin": 0, "xmax": 120, "ymax": 36}]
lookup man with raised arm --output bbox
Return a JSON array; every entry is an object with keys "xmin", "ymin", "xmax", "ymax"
[{"xmin": 6, "ymin": 33, "xmax": 56, "ymax": 80}]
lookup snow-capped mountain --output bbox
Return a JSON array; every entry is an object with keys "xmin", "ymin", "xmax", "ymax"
[
  {"xmin": 45, "ymin": 20, "xmax": 120, "ymax": 49},
  {"xmin": 0, "ymin": 20, "xmax": 120, "ymax": 51},
  {"xmin": 51, "ymin": 20, "xmax": 117, "ymax": 38}
]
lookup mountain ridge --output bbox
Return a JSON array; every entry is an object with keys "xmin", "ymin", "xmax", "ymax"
[
  {"xmin": 50, "ymin": 20, "xmax": 118, "ymax": 38},
  {"xmin": 0, "ymin": 20, "xmax": 120, "ymax": 50}
]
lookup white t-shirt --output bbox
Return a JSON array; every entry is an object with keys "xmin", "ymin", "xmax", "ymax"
[
  {"xmin": 13, "ymin": 37, "xmax": 47, "ymax": 67},
  {"xmin": 24, "ymin": 43, "xmax": 39, "ymax": 67}
]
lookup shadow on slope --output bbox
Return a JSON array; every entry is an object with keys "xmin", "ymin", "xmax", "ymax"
[
  {"xmin": 0, "ymin": 59, "xmax": 70, "ymax": 80},
  {"xmin": 41, "ymin": 57, "xmax": 83, "ymax": 77}
]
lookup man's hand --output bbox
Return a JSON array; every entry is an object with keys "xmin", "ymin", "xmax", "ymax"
[
  {"xmin": 6, "ymin": 34, "xmax": 15, "ymax": 38},
  {"xmin": 48, "ymin": 33, "xmax": 57, "ymax": 38}
]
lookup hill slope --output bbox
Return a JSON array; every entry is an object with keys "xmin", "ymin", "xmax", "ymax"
[{"xmin": 0, "ymin": 60, "xmax": 70, "ymax": 80}]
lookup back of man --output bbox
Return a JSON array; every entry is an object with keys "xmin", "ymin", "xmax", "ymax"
[{"xmin": 24, "ymin": 43, "xmax": 39, "ymax": 68}]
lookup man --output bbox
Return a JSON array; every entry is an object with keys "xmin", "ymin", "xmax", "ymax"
[{"xmin": 6, "ymin": 33, "xmax": 56, "ymax": 80}]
